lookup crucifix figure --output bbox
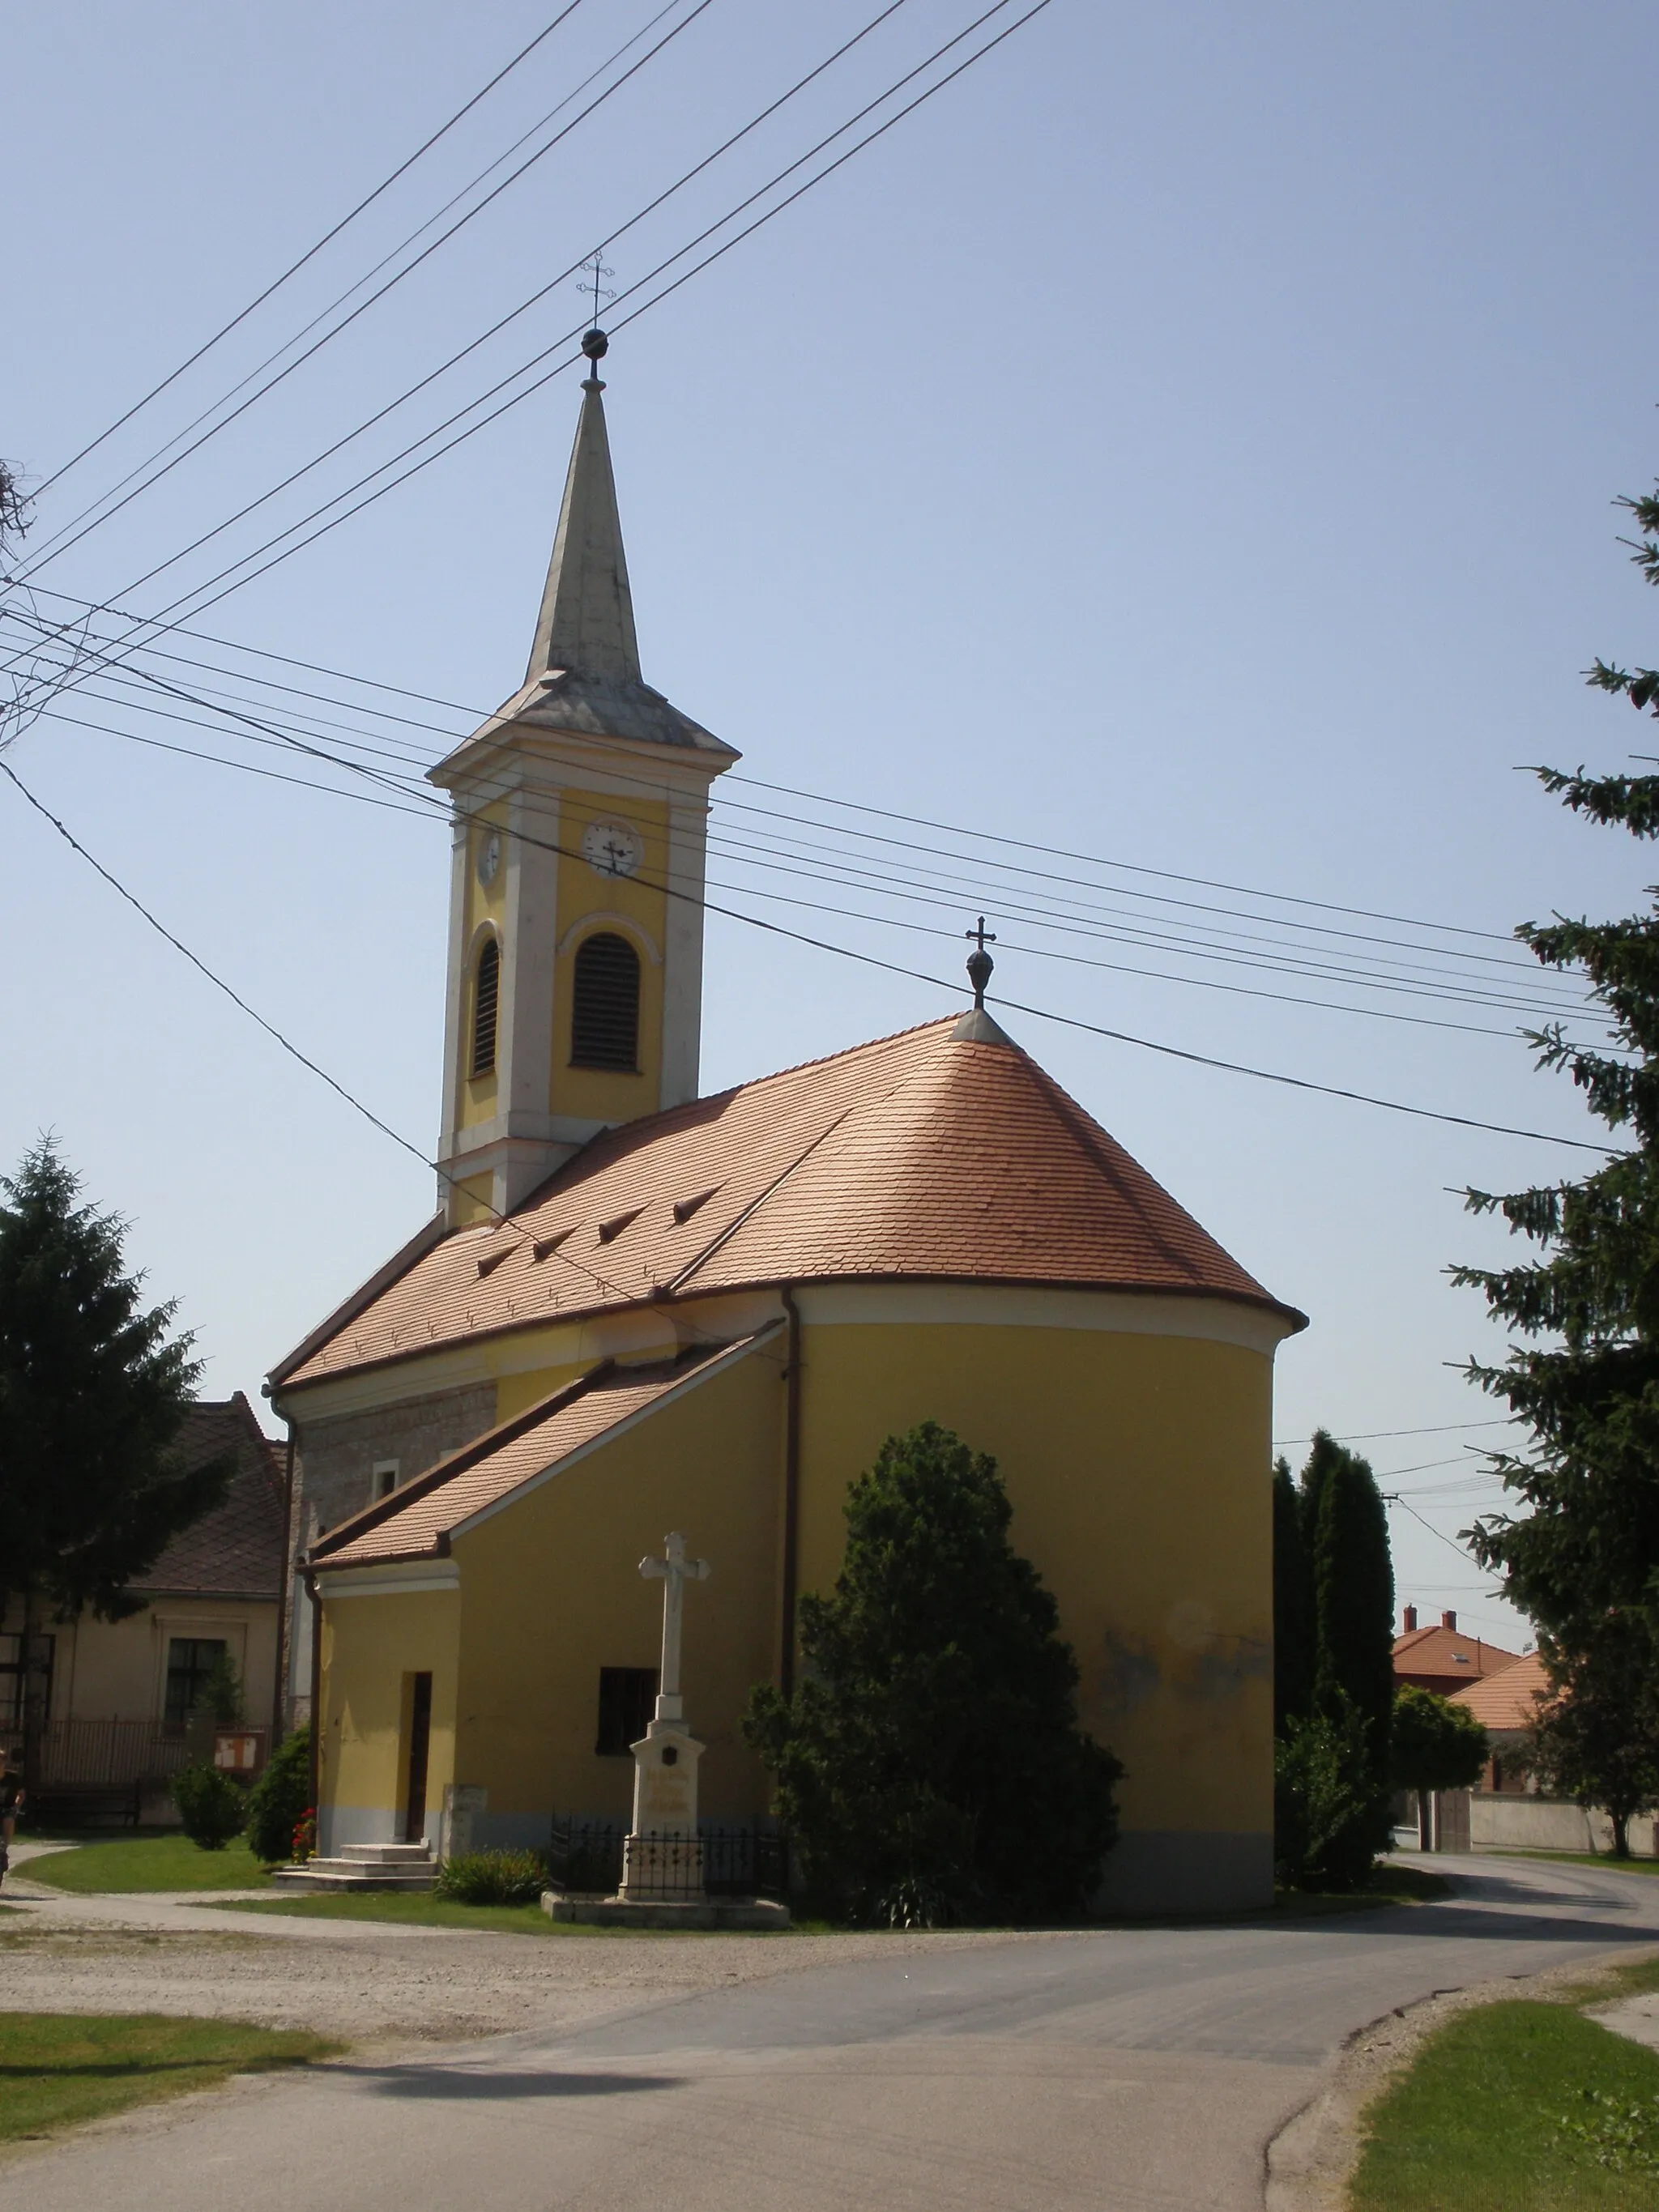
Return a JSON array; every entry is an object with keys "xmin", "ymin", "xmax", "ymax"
[
  {"xmin": 965, "ymin": 915, "xmax": 997, "ymax": 1010},
  {"xmin": 638, "ymin": 1531, "xmax": 710, "ymax": 1726}
]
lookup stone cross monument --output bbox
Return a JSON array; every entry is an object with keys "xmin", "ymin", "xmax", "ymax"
[{"xmin": 621, "ymin": 1532, "xmax": 710, "ymax": 1903}]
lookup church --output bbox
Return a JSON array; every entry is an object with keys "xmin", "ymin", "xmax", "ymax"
[{"xmin": 267, "ymin": 332, "xmax": 1306, "ymax": 1915}]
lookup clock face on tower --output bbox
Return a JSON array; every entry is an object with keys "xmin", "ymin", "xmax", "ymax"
[
  {"xmin": 476, "ymin": 830, "xmax": 501, "ymax": 888},
  {"xmin": 581, "ymin": 818, "xmax": 643, "ymax": 879}
]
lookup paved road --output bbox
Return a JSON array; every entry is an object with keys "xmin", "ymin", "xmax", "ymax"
[{"xmin": 12, "ymin": 1855, "xmax": 1659, "ymax": 2211}]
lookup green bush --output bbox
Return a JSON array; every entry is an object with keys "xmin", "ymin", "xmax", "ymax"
[
  {"xmin": 243, "ymin": 1728, "xmax": 312, "ymax": 1865},
  {"xmin": 433, "ymin": 1849, "xmax": 547, "ymax": 1905},
  {"xmin": 170, "ymin": 1762, "xmax": 246, "ymax": 1851},
  {"xmin": 1274, "ymin": 1694, "xmax": 1391, "ymax": 1890}
]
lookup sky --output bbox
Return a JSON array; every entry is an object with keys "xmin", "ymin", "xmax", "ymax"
[{"xmin": 4, "ymin": 0, "xmax": 1657, "ymax": 1650}]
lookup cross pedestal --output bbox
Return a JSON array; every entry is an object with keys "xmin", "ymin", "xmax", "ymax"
[{"xmin": 621, "ymin": 1532, "xmax": 710, "ymax": 1904}]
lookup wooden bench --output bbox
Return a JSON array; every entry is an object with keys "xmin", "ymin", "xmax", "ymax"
[{"xmin": 25, "ymin": 1781, "xmax": 145, "ymax": 1831}]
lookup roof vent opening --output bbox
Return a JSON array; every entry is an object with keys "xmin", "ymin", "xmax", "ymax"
[
  {"xmin": 531, "ymin": 1229, "xmax": 574, "ymax": 1263},
  {"xmin": 597, "ymin": 1207, "xmax": 643, "ymax": 1245},
  {"xmin": 672, "ymin": 1187, "xmax": 719, "ymax": 1225},
  {"xmin": 476, "ymin": 1245, "xmax": 518, "ymax": 1279}
]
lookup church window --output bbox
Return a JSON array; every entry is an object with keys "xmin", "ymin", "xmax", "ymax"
[
  {"xmin": 595, "ymin": 1666, "xmax": 658, "ymax": 1755},
  {"xmin": 570, "ymin": 931, "xmax": 640, "ymax": 1071},
  {"xmin": 471, "ymin": 938, "xmax": 501, "ymax": 1077}
]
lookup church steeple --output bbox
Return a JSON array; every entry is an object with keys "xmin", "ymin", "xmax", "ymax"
[
  {"xmin": 429, "ymin": 336, "xmax": 738, "ymax": 1227},
  {"xmin": 525, "ymin": 332, "xmax": 641, "ymax": 688}
]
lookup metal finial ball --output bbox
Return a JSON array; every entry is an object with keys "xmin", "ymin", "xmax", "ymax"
[{"xmin": 581, "ymin": 328, "xmax": 610, "ymax": 362}]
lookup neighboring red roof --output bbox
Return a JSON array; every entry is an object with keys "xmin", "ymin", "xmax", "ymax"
[
  {"xmin": 1452, "ymin": 1652, "xmax": 1551, "ymax": 1733},
  {"xmin": 134, "ymin": 1393, "xmax": 287, "ymax": 1599},
  {"xmin": 276, "ymin": 1017, "xmax": 1303, "ymax": 1391},
  {"xmin": 1392, "ymin": 1623, "xmax": 1521, "ymax": 1688},
  {"xmin": 311, "ymin": 1336, "xmax": 766, "ymax": 1568}
]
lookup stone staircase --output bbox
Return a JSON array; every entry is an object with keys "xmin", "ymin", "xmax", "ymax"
[{"xmin": 271, "ymin": 1840, "xmax": 437, "ymax": 1893}]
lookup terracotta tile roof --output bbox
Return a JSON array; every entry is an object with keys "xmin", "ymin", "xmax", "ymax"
[
  {"xmin": 134, "ymin": 1394, "xmax": 287, "ymax": 1599},
  {"xmin": 1452, "ymin": 1652, "xmax": 1552, "ymax": 1733},
  {"xmin": 1392, "ymin": 1623, "xmax": 1521, "ymax": 1685},
  {"xmin": 311, "ymin": 1336, "xmax": 767, "ymax": 1568},
  {"xmin": 277, "ymin": 1018, "xmax": 1303, "ymax": 1391}
]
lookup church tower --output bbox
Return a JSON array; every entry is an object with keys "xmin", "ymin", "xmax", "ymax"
[{"xmin": 431, "ymin": 332, "xmax": 738, "ymax": 1225}]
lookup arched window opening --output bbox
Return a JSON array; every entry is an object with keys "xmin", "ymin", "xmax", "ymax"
[
  {"xmin": 471, "ymin": 937, "xmax": 501, "ymax": 1077},
  {"xmin": 570, "ymin": 931, "xmax": 640, "ymax": 1071}
]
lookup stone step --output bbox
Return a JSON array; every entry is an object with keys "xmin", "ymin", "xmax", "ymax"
[
  {"xmin": 339, "ymin": 1841, "xmax": 433, "ymax": 1862},
  {"xmin": 271, "ymin": 1856, "xmax": 435, "ymax": 1893}
]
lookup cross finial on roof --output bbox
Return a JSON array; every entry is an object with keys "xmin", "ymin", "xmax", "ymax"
[{"xmin": 966, "ymin": 917, "xmax": 996, "ymax": 1010}]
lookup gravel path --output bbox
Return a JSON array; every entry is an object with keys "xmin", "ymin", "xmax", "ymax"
[{"xmin": 0, "ymin": 1869, "xmax": 1043, "ymax": 2050}]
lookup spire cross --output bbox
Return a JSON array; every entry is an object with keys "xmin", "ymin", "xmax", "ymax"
[
  {"xmin": 965, "ymin": 915, "xmax": 997, "ymax": 1009},
  {"xmin": 638, "ymin": 1531, "xmax": 710, "ymax": 1719}
]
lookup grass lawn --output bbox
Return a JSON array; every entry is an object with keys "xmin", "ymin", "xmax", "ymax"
[
  {"xmin": 27, "ymin": 1833, "xmax": 274, "ymax": 1894},
  {"xmin": 1351, "ymin": 1993, "xmax": 1659, "ymax": 2210},
  {"xmin": 0, "ymin": 2013, "xmax": 339, "ymax": 2145}
]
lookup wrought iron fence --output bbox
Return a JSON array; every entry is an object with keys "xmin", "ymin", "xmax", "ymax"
[
  {"xmin": 546, "ymin": 1818, "xmax": 788, "ymax": 1900},
  {"xmin": 36, "ymin": 1719, "xmax": 191, "ymax": 1787}
]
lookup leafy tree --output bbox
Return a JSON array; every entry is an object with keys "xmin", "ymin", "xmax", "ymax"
[
  {"xmin": 170, "ymin": 1762, "xmax": 246, "ymax": 1850},
  {"xmin": 1272, "ymin": 1455, "xmax": 1312, "ymax": 1732},
  {"xmin": 744, "ymin": 1421, "xmax": 1122, "ymax": 1926},
  {"xmin": 1273, "ymin": 1696, "xmax": 1380, "ymax": 1890},
  {"xmin": 0, "ymin": 1140, "xmax": 226, "ymax": 1790},
  {"xmin": 244, "ymin": 1727, "xmax": 313, "ymax": 1865},
  {"xmin": 1390, "ymin": 1684, "xmax": 1489, "ymax": 1819},
  {"xmin": 1527, "ymin": 1614, "xmax": 1659, "ymax": 1859}
]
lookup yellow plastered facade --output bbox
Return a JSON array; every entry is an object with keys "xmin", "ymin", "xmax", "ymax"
[
  {"xmin": 455, "ymin": 804, "xmax": 508, "ymax": 1134},
  {"xmin": 313, "ymin": 1302, "xmax": 1275, "ymax": 1868},
  {"xmin": 549, "ymin": 790, "xmax": 670, "ymax": 1123},
  {"xmin": 320, "ymin": 1589, "xmax": 459, "ymax": 1843}
]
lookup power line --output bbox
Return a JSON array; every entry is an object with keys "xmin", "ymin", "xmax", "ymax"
[
  {"xmin": 1272, "ymin": 1417, "xmax": 1518, "ymax": 1447},
  {"xmin": 32, "ymin": 0, "xmax": 923, "ymax": 601},
  {"xmin": 13, "ymin": 0, "xmax": 1056, "ymax": 696},
  {"xmin": 11, "ymin": 0, "xmax": 719, "ymax": 584},
  {"xmin": 26, "ymin": 1, "xmax": 593, "ymax": 505}
]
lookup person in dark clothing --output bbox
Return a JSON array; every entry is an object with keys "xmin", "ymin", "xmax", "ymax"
[{"xmin": 0, "ymin": 1746, "xmax": 23, "ymax": 1887}]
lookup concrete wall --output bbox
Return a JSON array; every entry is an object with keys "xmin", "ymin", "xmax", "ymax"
[{"xmin": 1470, "ymin": 1792, "xmax": 1659, "ymax": 1858}]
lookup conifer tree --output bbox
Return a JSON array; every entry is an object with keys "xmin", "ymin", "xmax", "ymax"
[
  {"xmin": 1308, "ymin": 1434, "xmax": 1396, "ymax": 1779},
  {"xmin": 744, "ymin": 1421, "xmax": 1122, "ymax": 1926},
  {"xmin": 1272, "ymin": 1456, "xmax": 1311, "ymax": 1732},
  {"xmin": 1454, "ymin": 484, "xmax": 1659, "ymax": 1651},
  {"xmin": 0, "ymin": 1140, "xmax": 224, "ymax": 1789}
]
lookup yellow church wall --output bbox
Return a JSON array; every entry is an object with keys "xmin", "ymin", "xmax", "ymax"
[
  {"xmin": 791, "ymin": 1315, "xmax": 1276, "ymax": 1854},
  {"xmin": 317, "ymin": 1588, "xmax": 459, "ymax": 1853},
  {"xmin": 446, "ymin": 1337, "xmax": 783, "ymax": 1846},
  {"xmin": 550, "ymin": 791, "xmax": 669, "ymax": 1124}
]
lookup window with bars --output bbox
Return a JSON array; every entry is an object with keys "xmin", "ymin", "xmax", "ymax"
[
  {"xmin": 569, "ymin": 932, "xmax": 640, "ymax": 1071},
  {"xmin": 595, "ymin": 1666, "xmax": 658, "ymax": 1755},
  {"xmin": 164, "ymin": 1638, "xmax": 227, "ymax": 1728},
  {"xmin": 471, "ymin": 937, "xmax": 501, "ymax": 1077}
]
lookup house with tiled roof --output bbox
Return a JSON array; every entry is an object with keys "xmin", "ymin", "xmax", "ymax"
[
  {"xmin": 268, "ymin": 342, "xmax": 1307, "ymax": 1914},
  {"xmin": 1, "ymin": 1394, "xmax": 287, "ymax": 1807},
  {"xmin": 1392, "ymin": 1605, "xmax": 1520, "ymax": 1696}
]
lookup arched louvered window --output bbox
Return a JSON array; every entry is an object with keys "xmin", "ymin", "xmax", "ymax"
[
  {"xmin": 471, "ymin": 937, "xmax": 501, "ymax": 1077},
  {"xmin": 570, "ymin": 931, "xmax": 640, "ymax": 1071}
]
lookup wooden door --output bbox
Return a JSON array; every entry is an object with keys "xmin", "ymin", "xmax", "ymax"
[{"xmin": 403, "ymin": 1673, "xmax": 433, "ymax": 1844}]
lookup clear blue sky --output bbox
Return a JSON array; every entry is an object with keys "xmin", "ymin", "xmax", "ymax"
[{"xmin": 5, "ymin": 0, "xmax": 1656, "ymax": 1647}]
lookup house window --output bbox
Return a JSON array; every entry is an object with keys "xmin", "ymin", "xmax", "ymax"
[
  {"xmin": 373, "ymin": 1460, "xmax": 400, "ymax": 1502},
  {"xmin": 471, "ymin": 937, "xmax": 501, "ymax": 1077},
  {"xmin": 165, "ymin": 1638, "xmax": 228, "ymax": 1728},
  {"xmin": 595, "ymin": 1666, "xmax": 658, "ymax": 1756},
  {"xmin": 570, "ymin": 933, "xmax": 640, "ymax": 1072},
  {"xmin": 0, "ymin": 1633, "xmax": 53, "ymax": 1729}
]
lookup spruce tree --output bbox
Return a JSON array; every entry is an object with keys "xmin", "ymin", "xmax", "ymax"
[
  {"xmin": 744, "ymin": 1421, "xmax": 1122, "ymax": 1925},
  {"xmin": 1454, "ymin": 483, "xmax": 1659, "ymax": 1674},
  {"xmin": 0, "ymin": 1140, "xmax": 224, "ymax": 1789}
]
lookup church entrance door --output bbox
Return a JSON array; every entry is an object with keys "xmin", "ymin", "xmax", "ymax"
[{"xmin": 403, "ymin": 1673, "xmax": 433, "ymax": 1844}]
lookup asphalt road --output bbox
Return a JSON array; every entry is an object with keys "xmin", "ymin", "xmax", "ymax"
[{"xmin": 13, "ymin": 1854, "xmax": 1659, "ymax": 2212}]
